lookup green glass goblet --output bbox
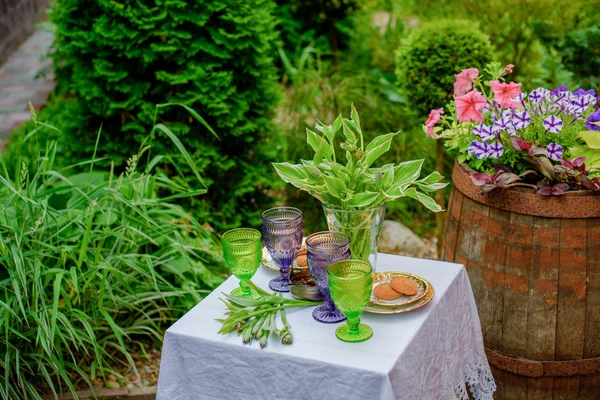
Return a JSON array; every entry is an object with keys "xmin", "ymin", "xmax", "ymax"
[
  {"xmin": 327, "ymin": 259, "xmax": 373, "ymax": 343},
  {"xmin": 221, "ymin": 228, "xmax": 263, "ymax": 298}
]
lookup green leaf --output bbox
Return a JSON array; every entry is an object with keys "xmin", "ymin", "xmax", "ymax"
[
  {"xmin": 306, "ymin": 128, "xmax": 333, "ymax": 165},
  {"xmin": 363, "ymin": 132, "xmax": 398, "ymax": 168},
  {"xmin": 273, "ymin": 163, "xmax": 308, "ymax": 188},
  {"xmin": 322, "ymin": 174, "xmax": 347, "ymax": 199},
  {"xmin": 393, "ymin": 159, "xmax": 424, "ymax": 187},
  {"xmin": 346, "ymin": 192, "xmax": 379, "ymax": 208},
  {"xmin": 330, "ymin": 114, "xmax": 343, "ymax": 142},
  {"xmin": 579, "ymin": 131, "xmax": 600, "ymax": 149},
  {"xmin": 417, "ymin": 171, "xmax": 444, "ymax": 185},
  {"xmin": 350, "ymin": 103, "xmax": 361, "ymax": 132},
  {"xmin": 157, "ymin": 103, "xmax": 218, "ymax": 140},
  {"xmin": 404, "ymin": 187, "xmax": 443, "ymax": 212},
  {"xmin": 342, "ymin": 121, "xmax": 357, "ymax": 143}
]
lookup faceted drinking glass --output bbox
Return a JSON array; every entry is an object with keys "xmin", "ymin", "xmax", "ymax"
[
  {"xmin": 221, "ymin": 228, "xmax": 263, "ymax": 298},
  {"xmin": 262, "ymin": 207, "xmax": 303, "ymax": 292},
  {"xmin": 306, "ymin": 231, "xmax": 350, "ymax": 323},
  {"xmin": 328, "ymin": 259, "xmax": 373, "ymax": 342}
]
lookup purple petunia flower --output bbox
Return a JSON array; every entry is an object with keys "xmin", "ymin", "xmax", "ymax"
[
  {"xmin": 468, "ymin": 140, "xmax": 488, "ymax": 159},
  {"xmin": 571, "ymin": 94, "xmax": 595, "ymax": 113},
  {"xmin": 546, "ymin": 143, "xmax": 564, "ymax": 161},
  {"xmin": 573, "ymin": 88, "xmax": 596, "ymax": 97},
  {"xmin": 487, "ymin": 141, "xmax": 504, "ymax": 158},
  {"xmin": 472, "ymin": 123, "xmax": 484, "ymax": 136},
  {"xmin": 529, "ymin": 88, "xmax": 550, "ymax": 103},
  {"xmin": 480, "ymin": 125, "xmax": 499, "ymax": 141},
  {"xmin": 551, "ymin": 85, "xmax": 568, "ymax": 96},
  {"xmin": 543, "ymin": 115, "xmax": 563, "ymax": 133},
  {"xmin": 494, "ymin": 117, "xmax": 517, "ymax": 135},
  {"xmin": 512, "ymin": 111, "xmax": 531, "ymax": 130},
  {"xmin": 586, "ymin": 110, "xmax": 600, "ymax": 131}
]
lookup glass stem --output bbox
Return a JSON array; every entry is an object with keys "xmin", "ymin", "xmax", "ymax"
[
  {"xmin": 280, "ymin": 266, "xmax": 291, "ymax": 282},
  {"xmin": 347, "ymin": 317, "xmax": 360, "ymax": 335},
  {"xmin": 324, "ymin": 293, "xmax": 336, "ymax": 311},
  {"xmin": 240, "ymin": 279, "xmax": 252, "ymax": 297}
]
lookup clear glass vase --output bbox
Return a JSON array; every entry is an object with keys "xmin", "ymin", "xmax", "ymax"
[{"xmin": 322, "ymin": 204, "xmax": 386, "ymax": 271}]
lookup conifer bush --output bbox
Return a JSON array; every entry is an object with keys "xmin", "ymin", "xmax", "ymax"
[
  {"xmin": 395, "ymin": 20, "xmax": 495, "ymax": 118},
  {"xmin": 47, "ymin": 0, "xmax": 282, "ymax": 229}
]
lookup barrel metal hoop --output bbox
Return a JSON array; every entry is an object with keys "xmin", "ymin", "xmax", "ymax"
[{"xmin": 486, "ymin": 348, "xmax": 600, "ymax": 377}]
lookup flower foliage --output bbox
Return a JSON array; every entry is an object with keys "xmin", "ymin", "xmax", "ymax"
[
  {"xmin": 274, "ymin": 105, "xmax": 447, "ymax": 212},
  {"xmin": 425, "ymin": 61, "xmax": 600, "ymax": 195}
]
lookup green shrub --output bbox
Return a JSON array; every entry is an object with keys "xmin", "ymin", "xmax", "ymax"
[
  {"xmin": 554, "ymin": 23, "xmax": 600, "ymax": 90},
  {"xmin": 0, "ymin": 114, "xmax": 226, "ymax": 400},
  {"xmin": 395, "ymin": 19, "xmax": 495, "ymax": 118},
  {"xmin": 43, "ymin": 0, "xmax": 282, "ymax": 230}
]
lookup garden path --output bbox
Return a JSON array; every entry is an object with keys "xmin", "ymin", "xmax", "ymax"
[{"xmin": 0, "ymin": 28, "xmax": 54, "ymax": 147}]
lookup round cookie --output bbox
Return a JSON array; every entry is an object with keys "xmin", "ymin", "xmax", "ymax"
[
  {"xmin": 390, "ymin": 276, "xmax": 419, "ymax": 296},
  {"xmin": 373, "ymin": 283, "xmax": 402, "ymax": 300},
  {"xmin": 296, "ymin": 255, "xmax": 308, "ymax": 267}
]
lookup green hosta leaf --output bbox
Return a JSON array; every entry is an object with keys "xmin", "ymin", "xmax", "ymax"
[
  {"xmin": 346, "ymin": 192, "xmax": 379, "ymax": 208},
  {"xmin": 381, "ymin": 165, "xmax": 394, "ymax": 188},
  {"xmin": 579, "ymin": 131, "xmax": 600, "ymax": 149},
  {"xmin": 404, "ymin": 187, "xmax": 443, "ymax": 212},
  {"xmin": 393, "ymin": 159, "xmax": 424, "ymax": 187},
  {"xmin": 342, "ymin": 120, "xmax": 357, "ymax": 143},
  {"xmin": 307, "ymin": 128, "xmax": 333, "ymax": 165},
  {"xmin": 273, "ymin": 163, "xmax": 308, "ymax": 188},
  {"xmin": 322, "ymin": 174, "xmax": 347, "ymax": 199},
  {"xmin": 415, "ymin": 182, "xmax": 448, "ymax": 192},
  {"xmin": 350, "ymin": 103, "xmax": 361, "ymax": 132},
  {"xmin": 383, "ymin": 186, "xmax": 405, "ymax": 198},
  {"xmin": 417, "ymin": 171, "xmax": 444, "ymax": 185},
  {"xmin": 363, "ymin": 132, "xmax": 398, "ymax": 168},
  {"xmin": 330, "ymin": 114, "xmax": 343, "ymax": 142}
]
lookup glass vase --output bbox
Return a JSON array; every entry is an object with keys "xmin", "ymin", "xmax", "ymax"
[{"xmin": 322, "ymin": 204, "xmax": 386, "ymax": 271}]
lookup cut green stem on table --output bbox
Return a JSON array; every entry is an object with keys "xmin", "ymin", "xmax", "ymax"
[{"xmin": 216, "ymin": 282, "xmax": 320, "ymax": 348}]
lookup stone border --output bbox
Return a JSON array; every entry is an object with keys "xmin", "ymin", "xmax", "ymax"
[{"xmin": 41, "ymin": 386, "xmax": 156, "ymax": 400}]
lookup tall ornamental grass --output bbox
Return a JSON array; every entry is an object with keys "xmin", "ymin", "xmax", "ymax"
[{"xmin": 0, "ymin": 106, "xmax": 225, "ymax": 400}]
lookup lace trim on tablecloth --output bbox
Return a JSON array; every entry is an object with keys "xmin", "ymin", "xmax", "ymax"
[{"xmin": 453, "ymin": 347, "xmax": 497, "ymax": 400}]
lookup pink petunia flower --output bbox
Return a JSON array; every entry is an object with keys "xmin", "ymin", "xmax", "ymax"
[
  {"xmin": 490, "ymin": 80, "xmax": 522, "ymax": 108},
  {"xmin": 455, "ymin": 90, "xmax": 487, "ymax": 122},
  {"xmin": 424, "ymin": 108, "xmax": 445, "ymax": 138},
  {"xmin": 454, "ymin": 68, "xmax": 479, "ymax": 96}
]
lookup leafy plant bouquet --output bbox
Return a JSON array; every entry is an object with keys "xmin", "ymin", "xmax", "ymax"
[
  {"xmin": 274, "ymin": 105, "xmax": 446, "ymax": 265},
  {"xmin": 424, "ymin": 61, "xmax": 600, "ymax": 195}
]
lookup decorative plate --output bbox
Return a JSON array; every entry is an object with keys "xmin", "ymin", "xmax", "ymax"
[
  {"xmin": 364, "ymin": 278, "xmax": 434, "ymax": 315},
  {"xmin": 370, "ymin": 272, "xmax": 429, "ymax": 307}
]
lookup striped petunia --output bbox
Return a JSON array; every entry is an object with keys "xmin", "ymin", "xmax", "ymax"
[
  {"xmin": 546, "ymin": 142, "xmax": 564, "ymax": 161},
  {"xmin": 528, "ymin": 88, "xmax": 550, "ymax": 104},
  {"xmin": 480, "ymin": 124, "xmax": 499, "ymax": 141},
  {"xmin": 468, "ymin": 140, "xmax": 488, "ymax": 159},
  {"xmin": 512, "ymin": 111, "xmax": 531, "ymax": 130},
  {"xmin": 487, "ymin": 141, "xmax": 504, "ymax": 159},
  {"xmin": 494, "ymin": 117, "xmax": 517, "ymax": 135},
  {"xmin": 543, "ymin": 115, "xmax": 563, "ymax": 133}
]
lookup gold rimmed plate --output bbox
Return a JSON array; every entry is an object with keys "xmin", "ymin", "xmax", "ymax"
[
  {"xmin": 370, "ymin": 272, "xmax": 429, "ymax": 307},
  {"xmin": 365, "ymin": 278, "xmax": 434, "ymax": 315}
]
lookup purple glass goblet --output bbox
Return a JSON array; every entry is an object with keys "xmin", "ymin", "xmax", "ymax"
[
  {"xmin": 262, "ymin": 207, "xmax": 303, "ymax": 292},
  {"xmin": 306, "ymin": 231, "xmax": 350, "ymax": 323}
]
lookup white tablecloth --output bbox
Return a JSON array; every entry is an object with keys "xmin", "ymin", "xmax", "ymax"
[{"xmin": 156, "ymin": 253, "xmax": 496, "ymax": 400}]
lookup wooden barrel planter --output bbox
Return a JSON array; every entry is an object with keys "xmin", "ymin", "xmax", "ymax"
[{"xmin": 442, "ymin": 161, "xmax": 600, "ymax": 400}]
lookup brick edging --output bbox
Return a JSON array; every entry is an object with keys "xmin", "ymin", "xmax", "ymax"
[{"xmin": 41, "ymin": 386, "xmax": 157, "ymax": 400}]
